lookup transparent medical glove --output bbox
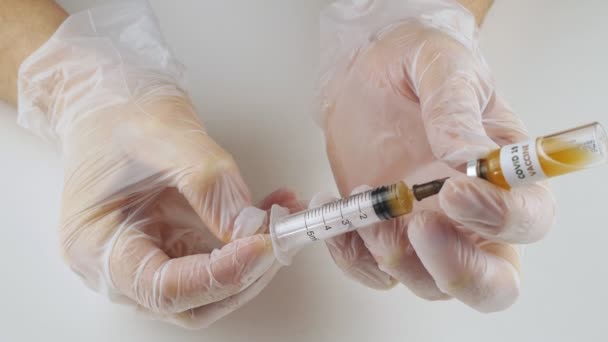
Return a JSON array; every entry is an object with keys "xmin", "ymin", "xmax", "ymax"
[
  {"xmin": 17, "ymin": 1, "xmax": 303, "ymax": 328},
  {"xmin": 319, "ymin": 0, "xmax": 556, "ymax": 312}
]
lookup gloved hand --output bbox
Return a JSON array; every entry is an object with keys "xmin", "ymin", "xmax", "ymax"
[
  {"xmin": 319, "ymin": 0, "xmax": 556, "ymax": 312},
  {"xmin": 17, "ymin": 1, "xmax": 302, "ymax": 328}
]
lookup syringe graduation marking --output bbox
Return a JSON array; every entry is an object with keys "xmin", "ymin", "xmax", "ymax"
[
  {"xmin": 321, "ymin": 204, "xmax": 329, "ymax": 230},
  {"xmin": 340, "ymin": 198, "xmax": 350, "ymax": 225}
]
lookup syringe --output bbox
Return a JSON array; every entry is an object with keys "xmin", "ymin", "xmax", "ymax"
[{"xmin": 269, "ymin": 178, "xmax": 447, "ymax": 265}]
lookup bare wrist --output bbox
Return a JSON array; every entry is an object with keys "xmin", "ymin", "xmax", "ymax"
[
  {"xmin": 0, "ymin": 0, "xmax": 67, "ymax": 106},
  {"xmin": 457, "ymin": 0, "xmax": 494, "ymax": 26}
]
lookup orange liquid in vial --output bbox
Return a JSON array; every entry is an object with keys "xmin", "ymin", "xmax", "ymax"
[
  {"xmin": 474, "ymin": 122, "xmax": 607, "ymax": 189},
  {"xmin": 481, "ymin": 138, "xmax": 598, "ymax": 190},
  {"xmin": 537, "ymin": 137, "xmax": 597, "ymax": 176},
  {"xmin": 482, "ymin": 148, "xmax": 510, "ymax": 189}
]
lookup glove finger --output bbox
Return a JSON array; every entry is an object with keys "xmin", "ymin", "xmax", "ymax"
[
  {"xmin": 357, "ymin": 216, "xmax": 449, "ymax": 300},
  {"xmin": 125, "ymin": 95, "xmax": 258, "ymax": 243},
  {"xmin": 345, "ymin": 183, "xmax": 444, "ymax": 298},
  {"xmin": 249, "ymin": 188, "xmax": 306, "ymax": 235},
  {"xmin": 482, "ymin": 94, "xmax": 529, "ymax": 146},
  {"xmin": 257, "ymin": 188, "xmax": 307, "ymax": 213},
  {"xmin": 175, "ymin": 138, "xmax": 257, "ymax": 243},
  {"xmin": 414, "ymin": 37, "xmax": 498, "ymax": 166},
  {"xmin": 326, "ymin": 232, "xmax": 396, "ymax": 290},
  {"xmin": 311, "ymin": 192, "xmax": 396, "ymax": 290},
  {"xmin": 151, "ymin": 188, "xmax": 222, "ymax": 256},
  {"xmin": 166, "ymin": 262, "xmax": 282, "ymax": 329},
  {"xmin": 439, "ymin": 95, "xmax": 555, "ymax": 243},
  {"xmin": 439, "ymin": 175, "xmax": 555, "ymax": 243},
  {"xmin": 408, "ymin": 210, "xmax": 521, "ymax": 312},
  {"xmin": 110, "ymin": 231, "xmax": 275, "ymax": 314}
]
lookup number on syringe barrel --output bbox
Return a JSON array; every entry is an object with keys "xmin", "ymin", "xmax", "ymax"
[
  {"xmin": 341, "ymin": 191, "xmax": 373, "ymax": 228},
  {"xmin": 322, "ymin": 200, "xmax": 352, "ymax": 231},
  {"xmin": 301, "ymin": 191, "xmax": 376, "ymax": 243},
  {"xmin": 307, "ymin": 230, "xmax": 318, "ymax": 241},
  {"xmin": 350, "ymin": 191, "xmax": 376, "ymax": 228},
  {"xmin": 304, "ymin": 208, "xmax": 321, "ymax": 241}
]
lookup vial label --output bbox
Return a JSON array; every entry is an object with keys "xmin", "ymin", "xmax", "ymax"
[{"xmin": 500, "ymin": 139, "xmax": 547, "ymax": 187}]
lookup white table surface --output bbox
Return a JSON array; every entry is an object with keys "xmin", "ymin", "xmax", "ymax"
[{"xmin": 1, "ymin": 1, "xmax": 607, "ymax": 341}]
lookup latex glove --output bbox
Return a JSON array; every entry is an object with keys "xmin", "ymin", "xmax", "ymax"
[
  {"xmin": 319, "ymin": 0, "xmax": 556, "ymax": 312},
  {"xmin": 17, "ymin": 1, "xmax": 302, "ymax": 328}
]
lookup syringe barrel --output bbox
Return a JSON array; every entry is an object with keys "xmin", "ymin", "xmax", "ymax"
[{"xmin": 269, "ymin": 182, "xmax": 414, "ymax": 265}]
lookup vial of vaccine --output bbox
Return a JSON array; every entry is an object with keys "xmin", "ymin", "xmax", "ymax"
[{"xmin": 467, "ymin": 122, "xmax": 608, "ymax": 189}]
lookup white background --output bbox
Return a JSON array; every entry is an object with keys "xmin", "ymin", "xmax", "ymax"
[{"xmin": 1, "ymin": 0, "xmax": 607, "ymax": 341}]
